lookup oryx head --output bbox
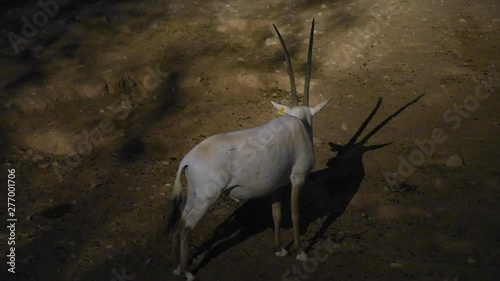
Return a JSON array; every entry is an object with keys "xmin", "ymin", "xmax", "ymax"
[{"xmin": 271, "ymin": 19, "xmax": 331, "ymax": 126}]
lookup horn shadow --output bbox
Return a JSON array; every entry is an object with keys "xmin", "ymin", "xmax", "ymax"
[{"xmin": 301, "ymin": 95, "xmax": 425, "ymax": 251}]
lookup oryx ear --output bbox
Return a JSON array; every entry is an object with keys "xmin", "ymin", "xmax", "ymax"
[
  {"xmin": 310, "ymin": 98, "xmax": 331, "ymax": 116},
  {"xmin": 271, "ymin": 101, "xmax": 291, "ymax": 116}
]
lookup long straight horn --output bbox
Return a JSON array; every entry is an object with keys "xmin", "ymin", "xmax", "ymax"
[
  {"xmin": 303, "ymin": 18, "xmax": 315, "ymax": 107},
  {"xmin": 273, "ymin": 24, "xmax": 298, "ymax": 106}
]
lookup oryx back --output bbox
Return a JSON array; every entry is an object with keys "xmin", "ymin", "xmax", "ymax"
[{"xmin": 182, "ymin": 115, "xmax": 315, "ymax": 200}]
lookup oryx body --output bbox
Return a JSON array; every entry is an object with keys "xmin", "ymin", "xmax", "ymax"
[
  {"xmin": 178, "ymin": 113, "xmax": 318, "ymax": 202},
  {"xmin": 166, "ymin": 19, "xmax": 330, "ymax": 281}
]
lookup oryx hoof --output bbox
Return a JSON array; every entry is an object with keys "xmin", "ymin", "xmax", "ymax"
[
  {"xmin": 173, "ymin": 265, "xmax": 181, "ymax": 275},
  {"xmin": 185, "ymin": 271, "xmax": 196, "ymax": 281},
  {"xmin": 296, "ymin": 250, "xmax": 308, "ymax": 261},
  {"xmin": 275, "ymin": 247, "xmax": 288, "ymax": 257},
  {"xmin": 193, "ymin": 252, "xmax": 206, "ymax": 265}
]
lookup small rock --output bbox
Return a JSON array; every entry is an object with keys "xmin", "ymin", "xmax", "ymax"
[
  {"xmin": 38, "ymin": 162, "xmax": 51, "ymax": 168},
  {"xmin": 341, "ymin": 123, "xmax": 348, "ymax": 131},
  {"xmin": 433, "ymin": 178, "xmax": 447, "ymax": 188},
  {"xmin": 216, "ymin": 26, "xmax": 227, "ymax": 33},
  {"xmin": 32, "ymin": 154, "xmax": 44, "ymax": 162},
  {"xmin": 165, "ymin": 183, "xmax": 172, "ymax": 187},
  {"xmin": 118, "ymin": 25, "xmax": 131, "ymax": 33},
  {"xmin": 265, "ymin": 37, "xmax": 278, "ymax": 46},
  {"xmin": 313, "ymin": 137, "xmax": 323, "ymax": 146},
  {"xmin": 390, "ymin": 262, "xmax": 403, "ymax": 268},
  {"xmin": 321, "ymin": 4, "xmax": 327, "ymax": 9},
  {"xmin": 459, "ymin": 18, "xmax": 467, "ymax": 23},
  {"xmin": 446, "ymin": 155, "xmax": 463, "ymax": 167},
  {"xmin": 466, "ymin": 257, "xmax": 477, "ymax": 264}
]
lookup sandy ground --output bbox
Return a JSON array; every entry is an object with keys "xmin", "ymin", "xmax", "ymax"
[{"xmin": 0, "ymin": 0, "xmax": 499, "ymax": 280}]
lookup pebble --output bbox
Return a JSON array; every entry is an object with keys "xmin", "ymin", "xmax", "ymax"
[
  {"xmin": 38, "ymin": 162, "xmax": 51, "ymax": 168},
  {"xmin": 466, "ymin": 257, "xmax": 477, "ymax": 264},
  {"xmin": 313, "ymin": 137, "xmax": 323, "ymax": 146},
  {"xmin": 265, "ymin": 37, "xmax": 278, "ymax": 46},
  {"xmin": 446, "ymin": 155, "xmax": 463, "ymax": 167},
  {"xmin": 341, "ymin": 123, "xmax": 348, "ymax": 131},
  {"xmin": 390, "ymin": 262, "xmax": 403, "ymax": 268}
]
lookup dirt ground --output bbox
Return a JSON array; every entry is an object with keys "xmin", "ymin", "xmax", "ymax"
[{"xmin": 0, "ymin": 0, "xmax": 499, "ymax": 281}]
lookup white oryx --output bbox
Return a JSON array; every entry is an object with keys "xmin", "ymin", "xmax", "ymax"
[{"xmin": 166, "ymin": 19, "xmax": 330, "ymax": 281}]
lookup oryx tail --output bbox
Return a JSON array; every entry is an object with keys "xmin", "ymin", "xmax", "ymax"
[{"xmin": 165, "ymin": 163, "xmax": 187, "ymax": 233}]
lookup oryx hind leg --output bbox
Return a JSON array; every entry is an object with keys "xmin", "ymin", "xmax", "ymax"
[
  {"xmin": 290, "ymin": 174, "xmax": 308, "ymax": 261},
  {"xmin": 271, "ymin": 188, "xmax": 288, "ymax": 257},
  {"xmin": 177, "ymin": 193, "xmax": 221, "ymax": 281},
  {"xmin": 172, "ymin": 229, "xmax": 181, "ymax": 275}
]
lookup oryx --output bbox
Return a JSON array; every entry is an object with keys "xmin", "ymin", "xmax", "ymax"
[{"xmin": 166, "ymin": 19, "xmax": 330, "ymax": 281}]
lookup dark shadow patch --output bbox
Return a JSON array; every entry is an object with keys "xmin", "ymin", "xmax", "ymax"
[
  {"xmin": 59, "ymin": 42, "xmax": 80, "ymax": 59},
  {"xmin": 39, "ymin": 203, "xmax": 74, "ymax": 219},
  {"xmin": 118, "ymin": 136, "xmax": 146, "ymax": 162},
  {"xmin": 4, "ymin": 65, "xmax": 44, "ymax": 88},
  {"xmin": 154, "ymin": 72, "xmax": 181, "ymax": 118},
  {"xmin": 190, "ymin": 198, "xmax": 274, "ymax": 273}
]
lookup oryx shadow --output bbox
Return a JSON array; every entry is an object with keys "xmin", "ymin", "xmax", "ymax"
[
  {"xmin": 189, "ymin": 198, "xmax": 275, "ymax": 274},
  {"xmin": 301, "ymin": 94, "xmax": 424, "ymax": 251},
  {"xmin": 189, "ymin": 95, "xmax": 424, "ymax": 273}
]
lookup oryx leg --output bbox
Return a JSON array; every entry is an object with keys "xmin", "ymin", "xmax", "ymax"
[
  {"xmin": 291, "ymin": 175, "xmax": 307, "ymax": 261},
  {"xmin": 271, "ymin": 188, "xmax": 288, "ymax": 257},
  {"xmin": 172, "ymin": 229, "xmax": 181, "ymax": 275},
  {"xmin": 175, "ymin": 194, "xmax": 220, "ymax": 281}
]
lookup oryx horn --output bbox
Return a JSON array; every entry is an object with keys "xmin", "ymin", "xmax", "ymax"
[{"xmin": 273, "ymin": 19, "xmax": 315, "ymax": 107}]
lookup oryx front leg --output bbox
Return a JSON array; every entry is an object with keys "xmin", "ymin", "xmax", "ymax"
[
  {"xmin": 291, "ymin": 175, "xmax": 307, "ymax": 261},
  {"xmin": 271, "ymin": 190, "xmax": 288, "ymax": 257}
]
